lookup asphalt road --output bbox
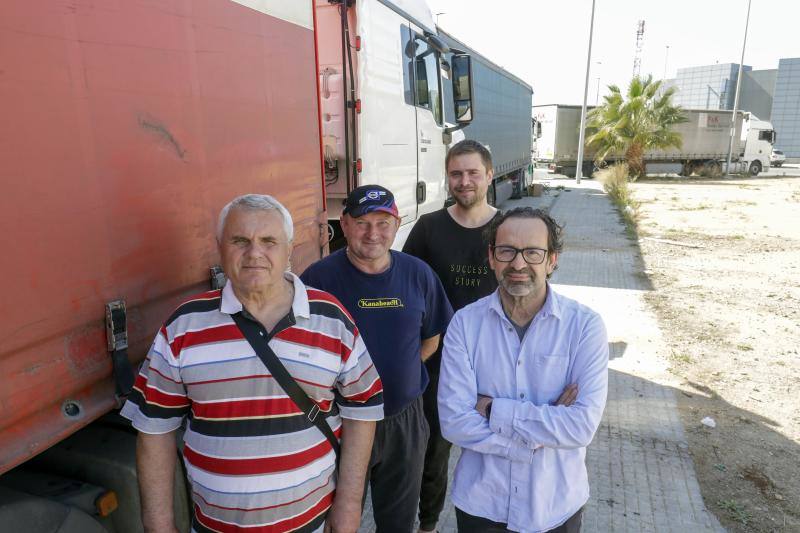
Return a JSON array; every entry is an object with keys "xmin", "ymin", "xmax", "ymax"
[{"xmin": 762, "ymin": 162, "xmax": 800, "ymax": 177}]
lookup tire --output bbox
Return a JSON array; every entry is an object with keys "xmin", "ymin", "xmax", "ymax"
[
  {"xmin": 487, "ymin": 182, "xmax": 496, "ymax": 207},
  {"xmin": 749, "ymin": 161, "xmax": 762, "ymax": 176},
  {"xmin": 700, "ymin": 160, "xmax": 722, "ymax": 178},
  {"xmin": 511, "ymin": 170, "xmax": 523, "ymax": 199}
]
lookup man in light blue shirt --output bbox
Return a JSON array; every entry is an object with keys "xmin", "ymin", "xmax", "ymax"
[{"xmin": 439, "ymin": 207, "xmax": 609, "ymax": 533}]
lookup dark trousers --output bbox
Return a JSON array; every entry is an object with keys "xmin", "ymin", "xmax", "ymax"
[
  {"xmin": 367, "ymin": 396, "xmax": 429, "ymax": 533},
  {"xmin": 418, "ymin": 370, "xmax": 453, "ymax": 530},
  {"xmin": 455, "ymin": 507, "xmax": 583, "ymax": 533}
]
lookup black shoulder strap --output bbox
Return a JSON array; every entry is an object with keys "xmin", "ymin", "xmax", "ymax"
[{"xmin": 231, "ymin": 313, "xmax": 340, "ymax": 457}]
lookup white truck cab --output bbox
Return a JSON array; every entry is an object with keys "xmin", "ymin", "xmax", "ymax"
[
  {"xmin": 740, "ymin": 114, "xmax": 776, "ymax": 175},
  {"xmin": 315, "ymin": 0, "xmax": 475, "ymax": 248}
]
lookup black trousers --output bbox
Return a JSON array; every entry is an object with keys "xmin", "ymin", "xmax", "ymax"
[
  {"xmin": 455, "ymin": 507, "xmax": 583, "ymax": 533},
  {"xmin": 418, "ymin": 370, "xmax": 453, "ymax": 530},
  {"xmin": 367, "ymin": 396, "xmax": 429, "ymax": 533}
]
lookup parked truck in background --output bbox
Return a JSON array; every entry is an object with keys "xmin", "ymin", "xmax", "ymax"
[
  {"xmin": 438, "ymin": 29, "xmax": 534, "ymax": 206},
  {"xmin": 316, "ymin": 0, "xmax": 477, "ymax": 247},
  {"xmin": 533, "ymin": 104, "xmax": 776, "ymax": 177},
  {"xmin": 0, "ymin": 0, "xmax": 476, "ymax": 530}
]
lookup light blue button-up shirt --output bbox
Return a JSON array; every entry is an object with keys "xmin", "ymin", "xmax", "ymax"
[{"xmin": 439, "ymin": 285, "xmax": 608, "ymax": 533}]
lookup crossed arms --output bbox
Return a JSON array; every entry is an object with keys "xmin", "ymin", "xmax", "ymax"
[{"xmin": 438, "ymin": 312, "xmax": 609, "ymax": 462}]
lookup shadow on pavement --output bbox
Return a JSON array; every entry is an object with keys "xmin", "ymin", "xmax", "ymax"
[{"xmin": 585, "ymin": 368, "xmax": 800, "ymax": 532}]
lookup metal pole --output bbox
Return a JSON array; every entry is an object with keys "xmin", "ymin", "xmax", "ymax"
[
  {"xmin": 595, "ymin": 61, "xmax": 602, "ymax": 104},
  {"xmin": 726, "ymin": 0, "xmax": 752, "ymax": 176},
  {"xmin": 575, "ymin": 0, "xmax": 597, "ymax": 184},
  {"xmin": 595, "ymin": 77, "xmax": 600, "ymax": 104},
  {"xmin": 663, "ymin": 45, "xmax": 670, "ymax": 79}
]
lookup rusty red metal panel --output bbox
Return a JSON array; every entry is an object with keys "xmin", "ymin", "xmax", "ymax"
[{"xmin": 0, "ymin": 0, "xmax": 324, "ymax": 472}]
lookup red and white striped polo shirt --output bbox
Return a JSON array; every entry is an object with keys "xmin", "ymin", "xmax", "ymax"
[{"xmin": 122, "ymin": 273, "xmax": 384, "ymax": 533}]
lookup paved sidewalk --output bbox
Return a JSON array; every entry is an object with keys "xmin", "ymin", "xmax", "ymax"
[{"xmin": 359, "ymin": 178, "xmax": 724, "ymax": 532}]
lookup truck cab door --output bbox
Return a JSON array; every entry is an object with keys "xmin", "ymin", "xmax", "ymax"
[{"xmin": 410, "ymin": 31, "xmax": 447, "ymax": 216}]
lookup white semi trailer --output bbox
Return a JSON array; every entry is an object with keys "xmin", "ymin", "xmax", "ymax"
[{"xmin": 533, "ymin": 104, "xmax": 776, "ymax": 177}]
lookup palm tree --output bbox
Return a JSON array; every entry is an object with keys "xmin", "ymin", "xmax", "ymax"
[{"xmin": 586, "ymin": 75, "xmax": 687, "ymax": 180}]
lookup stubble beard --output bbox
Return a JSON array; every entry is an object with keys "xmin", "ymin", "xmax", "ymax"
[
  {"xmin": 453, "ymin": 189, "xmax": 485, "ymax": 209},
  {"xmin": 499, "ymin": 267, "xmax": 538, "ymax": 297}
]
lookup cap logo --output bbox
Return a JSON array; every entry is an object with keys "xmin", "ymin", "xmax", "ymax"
[{"xmin": 360, "ymin": 190, "xmax": 387, "ymax": 204}]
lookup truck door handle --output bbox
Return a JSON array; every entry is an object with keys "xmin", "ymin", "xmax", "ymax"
[{"xmin": 417, "ymin": 182, "xmax": 426, "ymax": 204}]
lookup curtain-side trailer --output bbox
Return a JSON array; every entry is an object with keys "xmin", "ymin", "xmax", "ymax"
[
  {"xmin": 437, "ymin": 29, "xmax": 533, "ymax": 206},
  {"xmin": 533, "ymin": 104, "xmax": 776, "ymax": 177},
  {"xmin": 0, "ymin": 2, "xmax": 328, "ymax": 530}
]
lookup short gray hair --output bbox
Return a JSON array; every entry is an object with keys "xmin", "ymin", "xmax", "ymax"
[{"xmin": 217, "ymin": 194, "xmax": 294, "ymax": 242}]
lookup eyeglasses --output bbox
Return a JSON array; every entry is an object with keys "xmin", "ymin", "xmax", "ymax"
[{"xmin": 491, "ymin": 245, "xmax": 548, "ymax": 265}]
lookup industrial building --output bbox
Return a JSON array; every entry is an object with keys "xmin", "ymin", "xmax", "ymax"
[{"xmin": 667, "ymin": 58, "xmax": 800, "ymax": 160}]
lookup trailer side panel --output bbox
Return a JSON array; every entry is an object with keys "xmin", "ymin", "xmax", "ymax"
[{"xmin": 0, "ymin": 0, "xmax": 324, "ymax": 473}]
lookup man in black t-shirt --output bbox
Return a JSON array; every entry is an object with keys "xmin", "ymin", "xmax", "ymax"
[{"xmin": 403, "ymin": 139, "xmax": 500, "ymax": 533}]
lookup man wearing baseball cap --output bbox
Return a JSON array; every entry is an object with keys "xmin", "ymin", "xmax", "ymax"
[{"xmin": 301, "ymin": 185, "xmax": 453, "ymax": 533}]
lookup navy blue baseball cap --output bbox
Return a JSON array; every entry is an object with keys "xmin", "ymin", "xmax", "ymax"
[{"xmin": 342, "ymin": 185, "xmax": 400, "ymax": 219}]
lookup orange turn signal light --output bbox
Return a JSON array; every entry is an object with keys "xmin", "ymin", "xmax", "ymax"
[{"xmin": 95, "ymin": 490, "xmax": 118, "ymax": 517}]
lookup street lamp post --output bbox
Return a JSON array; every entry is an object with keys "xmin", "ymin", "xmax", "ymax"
[
  {"xmin": 726, "ymin": 0, "xmax": 752, "ymax": 176},
  {"xmin": 575, "ymin": 0, "xmax": 597, "ymax": 184},
  {"xmin": 595, "ymin": 77, "xmax": 601, "ymax": 105},
  {"xmin": 435, "ymin": 12, "xmax": 445, "ymax": 25},
  {"xmin": 663, "ymin": 45, "xmax": 670, "ymax": 79},
  {"xmin": 595, "ymin": 61, "xmax": 602, "ymax": 105}
]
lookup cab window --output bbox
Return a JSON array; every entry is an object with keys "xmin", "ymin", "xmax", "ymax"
[{"xmin": 413, "ymin": 36, "xmax": 443, "ymax": 125}]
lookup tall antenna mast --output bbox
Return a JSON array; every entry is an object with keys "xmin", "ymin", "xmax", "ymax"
[{"xmin": 633, "ymin": 20, "xmax": 645, "ymax": 78}]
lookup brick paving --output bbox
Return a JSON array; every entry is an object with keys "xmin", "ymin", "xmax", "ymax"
[{"xmin": 358, "ymin": 176, "xmax": 724, "ymax": 532}]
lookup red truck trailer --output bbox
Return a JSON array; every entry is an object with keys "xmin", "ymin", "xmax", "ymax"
[
  {"xmin": 0, "ymin": 1, "xmax": 326, "ymax": 529},
  {"xmin": 0, "ymin": 0, "xmax": 480, "ymax": 528}
]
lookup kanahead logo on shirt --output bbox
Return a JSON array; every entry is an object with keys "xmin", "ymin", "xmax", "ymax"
[{"xmin": 358, "ymin": 297, "xmax": 404, "ymax": 309}]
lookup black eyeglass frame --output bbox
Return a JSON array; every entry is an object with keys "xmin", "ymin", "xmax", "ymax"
[{"xmin": 491, "ymin": 245, "xmax": 549, "ymax": 265}]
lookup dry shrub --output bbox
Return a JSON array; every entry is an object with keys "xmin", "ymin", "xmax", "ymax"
[{"xmin": 594, "ymin": 163, "xmax": 640, "ymax": 235}]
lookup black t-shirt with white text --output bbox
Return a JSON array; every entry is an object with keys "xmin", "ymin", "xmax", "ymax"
[{"xmin": 403, "ymin": 208, "xmax": 499, "ymax": 371}]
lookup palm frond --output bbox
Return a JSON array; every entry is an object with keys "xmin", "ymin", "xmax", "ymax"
[{"xmin": 583, "ymin": 73, "xmax": 687, "ymax": 172}]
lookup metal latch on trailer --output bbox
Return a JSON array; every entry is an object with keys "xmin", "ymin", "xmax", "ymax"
[
  {"xmin": 210, "ymin": 265, "xmax": 227, "ymax": 290},
  {"xmin": 105, "ymin": 300, "xmax": 134, "ymax": 398}
]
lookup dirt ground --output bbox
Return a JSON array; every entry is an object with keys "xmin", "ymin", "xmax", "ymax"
[{"xmin": 631, "ymin": 176, "xmax": 800, "ymax": 532}]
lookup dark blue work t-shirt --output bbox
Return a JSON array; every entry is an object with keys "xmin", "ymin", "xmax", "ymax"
[{"xmin": 301, "ymin": 249, "xmax": 453, "ymax": 416}]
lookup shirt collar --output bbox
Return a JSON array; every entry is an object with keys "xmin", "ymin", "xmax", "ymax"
[
  {"xmin": 488, "ymin": 283, "xmax": 562, "ymax": 322},
  {"xmin": 219, "ymin": 271, "xmax": 310, "ymax": 319}
]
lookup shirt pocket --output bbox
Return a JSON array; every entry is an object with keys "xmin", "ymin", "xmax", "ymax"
[{"xmin": 534, "ymin": 353, "xmax": 569, "ymax": 405}]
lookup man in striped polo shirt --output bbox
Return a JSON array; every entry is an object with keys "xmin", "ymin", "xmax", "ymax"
[{"xmin": 122, "ymin": 194, "xmax": 384, "ymax": 533}]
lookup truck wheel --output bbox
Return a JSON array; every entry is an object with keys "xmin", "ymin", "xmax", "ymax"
[
  {"xmin": 748, "ymin": 161, "xmax": 762, "ymax": 176},
  {"xmin": 487, "ymin": 183, "xmax": 496, "ymax": 207}
]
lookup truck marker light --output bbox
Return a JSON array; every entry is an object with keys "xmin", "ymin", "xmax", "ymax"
[
  {"xmin": 95, "ymin": 490, "xmax": 119, "ymax": 517},
  {"xmin": 355, "ymin": 99, "xmax": 362, "ymax": 114},
  {"xmin": 355, "ymin": 36, "xmax": 362, "ymax": 51},
  {"xmin": 356, "ymin": 159, "xmax": 363, "ymax": 173}
]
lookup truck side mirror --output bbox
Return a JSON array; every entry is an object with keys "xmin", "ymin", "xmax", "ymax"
[{"xmin": 451, "ymin": 54, "xmax": 473, "ymax": 124}]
